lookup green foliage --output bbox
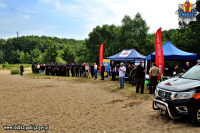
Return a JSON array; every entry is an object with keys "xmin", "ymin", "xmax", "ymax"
[
  {"xmin": 46, "ymin": 40, "xmax": 58, "ymax": 63},
  {"xmin": 10, "ymin": 69, "xmax": 20, "ymax": 74},
  {"xmin": 2, "ymin": 61, "xmax": 9, "ymax": 68},
  {"xmin": 62, "ymin": 46, "xmax": 75, "ymax": 63}
]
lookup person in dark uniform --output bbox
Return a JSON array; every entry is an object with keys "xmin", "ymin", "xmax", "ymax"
[
  {"xmin": 50, "ymin": 63, "xmax": 55, "ymax": 76},
  {"xmin": 111, "ymin": 61, "xmax": 115, "ymax": 81},
  {"xmin": 71, "ymin": 62, "xmax": 75, "ymax": 77},
  {"xmin": 75, "ymin": 62, "xmax": 79, "ymax": 77},
  {"xmin": 128, "ymin": 64, "xmax": 132, "ymax": 83},
  {"xmin": 58, "ymin": 63, "xmax": 63, "ymax": 76},
  {"xmin": 62, "ymin": 63, "xmax": 66, "ymax": 76},
  {"xmin": 54, "ymin": 63, "xmax": 59, "ymax": 76},
  {"xmin": 130, "ymin": 63, "xmax": 137, "ymax": 86},
  {"xmin": 79, "ymin": 63, "xmax": 82, "ymax": 77},
  {"xmin": 90, "ymin": 63, "xmax": 94, "ymax": 78},
  {"xmin": 81, "ymin": 63, "xmax": 86, "ymax": 78},
  {"xmin": 32, "ymin": 63, "xmax": 35, "ymax": 73},
  {"xmin": 164, "ymin": 63, "xmax": 170, "ymax": 76},
  {"xmin": 45, "ymin": 63, "xmax": 49, "ymax": 75},
  {"xmin": 173, "ymin": 65, "xmax": 181, "ymax": 77},
  {"xmin": 183, "ymin": 62, "xmax": 190, "ymax": 73},
  {"xmin": 100, "ymin": 63, "xmax": 105, "ymax": 80},
  {"xmin": 66, "ymin": 63, "xmax": 70, "ymax": 76},
  {"xmin": 136, "ymin": 61, "xmax": 145, "ymax": 94}
]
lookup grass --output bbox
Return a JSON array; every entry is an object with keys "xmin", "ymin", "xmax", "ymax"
[
  {"xmin": 0, "ymin": 64, "xmax": 32, "ymax": 69},
  {"xmin": 10, "ymin": 69, "xmax": 20, "ymax": 74},
  {"xmin": 24, "ymin": 72, "xmax": 154, "ymax": 100}
]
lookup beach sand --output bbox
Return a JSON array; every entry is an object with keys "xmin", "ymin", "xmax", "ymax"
[{"xmin": 0, "ymin": 70, "xmax": 199, "ymax": 133}]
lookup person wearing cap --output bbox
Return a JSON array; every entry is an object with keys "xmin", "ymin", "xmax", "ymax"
[
  {"xmin": 136, "ymin": 61, "xmax": 146, "ymax": 94},
  {"xmin": 111, "ymin": 61, "xmax": 115, "ymax": 81},
  {"xmin": 148, "ymin": 62, "xmax": 159, "ymax": 94},
  {"xmin": 45, "ymin": 63, "xmax": 49, "ymax": 75},
  {"xmin": 66, "ymin": 63, "xmax": 70, "ymax": 77},
  {"xmin": 75, "ymin": 62, "xmax": 79, "ymax": 77},
  {"xmin": 100, "ymin": 63, "xmax": 105, "ymax": 80},
  {"xmin": 118, "ymin": 62, "xmax": 126, "ymax": 88}
]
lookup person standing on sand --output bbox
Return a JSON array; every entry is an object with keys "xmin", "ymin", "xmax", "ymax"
[
  {"xmin": 136, "ymin": 61, "xmax": 145, "ymax": 94},
  {"xmin": 100, "ymin": 63, "xmax": 105, "ymax": 80},
  {"xmin": 20, "ymin": 65, "xmax": 24, "ymax": 76},
  {"xmin": 111, "ymin": 61, "xmax": 115, "ymax": 81},
  {"xmin": 94, "ymin": 63, "xmax": 97, "ymax": 80},
  {"xmin": 118, "ymin": 62, "xmax": 126, "ymax": 89}
]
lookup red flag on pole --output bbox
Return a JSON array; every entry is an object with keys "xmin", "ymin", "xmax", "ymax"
[
  {"xmin": 155, "ymin": 29, "xmax": 164, "ymax": 80},
  {"xmin": 99, "ymin": 43, "xmax": 103, "ymax": 72}
]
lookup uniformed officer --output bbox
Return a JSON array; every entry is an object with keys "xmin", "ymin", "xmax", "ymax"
[
  {"xmin": 62, "ymin": 63, "xmax": 66, "ymax": 76},
  {"xmin": 79, "ymin": 63, "xmax": 82, "ymax": 77},
  {"xmin": 149, "ymin": 62, "xmax": 159, "ymax": 94},
  {"xmin": 50, "ymin": 63, "xmax": 55, "ymax": 76},
  {"xmin": 100, "ymin": 63, "xmax": 105, "ymax": 80},
  {"xmin": 54, "ymin": 63, "xmax": 59, "ymax": 76},
  {"xmin": 66, "ymin": 63, "xmax": 70, "ymax": 77},
  {"xmin": 45, "ymin": 63, "xmax": 49, "ymax": 75},
  {"xmin": 58, "ymin": 63, "xmax": 63, "ymax": 76},
  {"xmin": 111, "ymin": 61, "xmax": 115, "ymax": 81},
  {"xmin": 71, "ymin": 62, "xmax": 75, "ymax": 77},
  {"xmin": 90, "ymin": 63, "xmax": 94, "ymax": 78},
  {"xmin": 75, "ymin": 62, "xmax": 79, "ymax": 77},
  {"xmin": 130, "ymin": 63, "xmax": 137, "ymax": 86},
  {"xmin": 128, "ymin": 64, "xmax": 133, "ymax": 83}
]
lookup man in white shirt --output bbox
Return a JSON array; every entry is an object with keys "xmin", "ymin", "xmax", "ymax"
[{"xmin": 118, "ymin": 62, "xmax": 126, "ymax": 89}]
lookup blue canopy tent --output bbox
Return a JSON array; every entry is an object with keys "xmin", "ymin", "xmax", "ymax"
[
  {"xmin": 146, "ymin": 41, "xmax": 197, "ymax": 60},
  {"xmin": 146, "ymin": 41, "xmax": 197, "ymax": 73},
  {"xmin": 106, "ymin": 49, "xmax": 146, "ymax": 61},
  {"xmin": 106, "ymin": 49, "xmax": 146, "ymax": 81}
]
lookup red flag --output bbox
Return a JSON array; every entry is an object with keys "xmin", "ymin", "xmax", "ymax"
[
  {"xmin": 155, "ymin": 29, "xmax": 164, "ymax": 80},
  {"xmin": 99, "ymin": 43, "xmax": 103, "ymax": 72}
]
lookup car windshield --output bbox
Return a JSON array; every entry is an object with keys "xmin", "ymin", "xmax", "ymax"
[{"xmin": 181, "ymin": 65, "xmax": 200, "ymax": 80}]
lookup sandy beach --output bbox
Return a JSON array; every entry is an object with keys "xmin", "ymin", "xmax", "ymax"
[{"xmin": 0, "ymin": 70, "xmax": 199, "ymax": 133}]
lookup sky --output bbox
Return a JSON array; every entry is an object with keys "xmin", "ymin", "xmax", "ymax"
[{"xmin": 0, "ymin": 0, "xmax": 198, "ymax": 40}]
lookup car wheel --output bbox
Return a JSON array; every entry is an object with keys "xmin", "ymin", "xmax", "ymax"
[{"xmin": 192, "ymin": 107, "xmax": 200, "ymax": 126}]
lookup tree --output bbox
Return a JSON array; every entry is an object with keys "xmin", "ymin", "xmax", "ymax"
[
  {"xmin": 0, "ymin": 51, "xmax": 4, "ymax": 63},
  {"xmin": 46, "ymin": 40, "xmax": 58, "ymax": 63},
  {"xmin": 62, "ymin": 46, "xmax": 75, "ymax": 63}
]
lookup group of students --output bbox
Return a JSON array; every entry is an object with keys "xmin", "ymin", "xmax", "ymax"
[{"xmin": 31, "ymin": 62, "xmax": 98, "ymax": 79}]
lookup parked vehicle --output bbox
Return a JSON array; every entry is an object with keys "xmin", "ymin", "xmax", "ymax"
[{"xmin": 152, "ymin": 63, "xmax": 200, "ymax": 126}]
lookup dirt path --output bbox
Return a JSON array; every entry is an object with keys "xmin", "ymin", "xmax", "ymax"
[{"xmin": 0, "ymin": 70, "xmax": 198, "ymax": 133}]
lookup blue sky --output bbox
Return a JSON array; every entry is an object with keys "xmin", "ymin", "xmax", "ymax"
[{"xmin": 0, "ymin": 0, "xmax": 197, "ymax": 40}]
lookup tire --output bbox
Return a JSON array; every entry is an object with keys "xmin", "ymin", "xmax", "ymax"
[{"xmin": 192, "ymin": 107, "xmax": 200, "ymax": 126}]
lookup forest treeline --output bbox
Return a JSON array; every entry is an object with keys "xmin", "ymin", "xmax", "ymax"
[{"xmin": 1, "ymin": 1, "xmax": 200, "ymax": 64}]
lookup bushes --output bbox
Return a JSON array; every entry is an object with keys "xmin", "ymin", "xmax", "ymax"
[
  {"xmin": 2, "ymin": 62, "xmax": 9, "ymax": 68},
  {"xmin": 11, "ymin": 69, "xmax": 20, "ymax": 75}
]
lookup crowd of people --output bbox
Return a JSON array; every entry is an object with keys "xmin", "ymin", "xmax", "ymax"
[
  {"xmin": 23, "ymin": 61, "xmax": 192, "ymax": 95},
  {"xmin": 31, "ymin": 62, "xmax": 98, "ymax": 79}
]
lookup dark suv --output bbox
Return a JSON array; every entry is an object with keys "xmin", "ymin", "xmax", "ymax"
[{"xmin": 152, "ymin": 63, "xmax": 200, "ymax": 126}]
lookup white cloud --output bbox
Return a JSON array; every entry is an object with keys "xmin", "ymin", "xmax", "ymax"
[
  {"xmin": 84, "ymin": 23, "xmax": 94, "ymax": 29},
  {"xmin": 87, "ymin": 18, "xmax": 98, "ymax": 22},
  {"xmin": 28, "ymin": 30, "xmax": 44, "ymax": 35},
  {"xmin": 0, "ymin": 2, "xmax": 6, "ymax": 8},
  {"xmin": 22, "ymin": 14, "xmax": 30, "ymax": 18}
]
